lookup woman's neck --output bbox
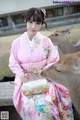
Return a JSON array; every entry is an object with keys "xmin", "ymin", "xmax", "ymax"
[{"xmin": 27, "ymin": 32, "xmax": 36, "ymax": 41}]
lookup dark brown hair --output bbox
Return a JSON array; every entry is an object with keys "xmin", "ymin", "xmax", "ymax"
[{"xmin": 25, "ymin": 7, "xmax": 47, "ymax": 29}]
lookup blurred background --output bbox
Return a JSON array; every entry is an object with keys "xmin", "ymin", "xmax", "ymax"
[{"xmin": 0, "ymin": 0, "xmax": 80, "ymax": 36}]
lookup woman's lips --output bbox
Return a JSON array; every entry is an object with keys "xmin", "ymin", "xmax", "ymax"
[{"xmin": 31, "ymin": 30, "xmax": 36, "ymax": 32}]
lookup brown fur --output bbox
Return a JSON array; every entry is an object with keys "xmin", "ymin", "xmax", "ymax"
[
  {"xmin": 41, "ymin": 52, "xmax": 80, "ymax": 114},
  {"xmin": 49, "ymin": 29, "xmax": 80, "ymax": 54}
]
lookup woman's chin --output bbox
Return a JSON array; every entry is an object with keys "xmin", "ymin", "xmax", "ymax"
[{"xmin": 31, "ymin": 31, "xmax": 37, "ymax": 35}]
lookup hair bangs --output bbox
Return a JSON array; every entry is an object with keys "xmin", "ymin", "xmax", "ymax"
[{"xmin": 31, "ymin": 14, "xmax": 43, "ymax": 23}]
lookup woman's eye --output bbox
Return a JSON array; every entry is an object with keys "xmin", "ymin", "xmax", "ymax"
[
  {"xmin": 29, "ymin": 20, "xmax": 33, "ymax": 23},
  {"xmin": 36, "ymin": 22, "xmax": 40, "ymax": 25}
]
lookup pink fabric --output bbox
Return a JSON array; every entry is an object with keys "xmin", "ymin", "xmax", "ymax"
[{"xmin": 9, "ymin": 32, "xmax": 74, "ymax": 120}]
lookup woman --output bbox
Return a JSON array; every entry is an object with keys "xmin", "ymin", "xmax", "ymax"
[{"xmin": 9, "ymin": 8, "xmax": 74, "ymax": 120}]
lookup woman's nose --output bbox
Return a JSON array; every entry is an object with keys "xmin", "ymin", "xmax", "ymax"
[{"xmin": 32, "ymin": 23, "xmax": 36, "ymax": 28}]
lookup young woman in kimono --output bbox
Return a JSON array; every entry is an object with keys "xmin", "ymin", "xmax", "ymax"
[{"xmin": 9, "ymin": 8, "xmax": 74, "ymax": 120}]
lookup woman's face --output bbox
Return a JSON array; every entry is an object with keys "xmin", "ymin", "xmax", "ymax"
[{"xmin": 26, "ymin": 19, "xmax": 42, "ymax": 37}]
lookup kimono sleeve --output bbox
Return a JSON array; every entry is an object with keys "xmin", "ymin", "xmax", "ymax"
[
  {"xmin": 43, "ymin": 38, "xmax": 59, "ymax": 70},
  {"xmin": 9, "ymin": 40, "xmax": 24, "ymax": 77}
]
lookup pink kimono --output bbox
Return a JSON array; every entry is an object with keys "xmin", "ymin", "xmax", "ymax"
[{"xmin": 9, "ymin": 32, "xmax": 74, "ymax": 120}]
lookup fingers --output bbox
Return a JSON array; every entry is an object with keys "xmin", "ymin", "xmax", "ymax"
[
  {"xmin": 32, "ymin": 67, "xmax": 42, "ymax": 74},
  {"xmin": 32, "ymin": 67, "xmax": 39, "ymax": 73}
]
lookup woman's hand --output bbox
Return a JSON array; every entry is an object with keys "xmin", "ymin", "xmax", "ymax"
[{"xmin": 32, "ymin": 67, "xmax": 42, "ymax": 74}]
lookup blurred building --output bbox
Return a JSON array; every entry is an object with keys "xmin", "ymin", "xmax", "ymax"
[{"xmin": 0, "ymin": 0, "xmax": 80, "ymax": 31}]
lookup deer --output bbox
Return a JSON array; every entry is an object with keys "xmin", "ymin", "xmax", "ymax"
[
  {"xmin": 49, "ymin": 26, "xmax": 80, "ymax": 55},
  {"xmin": 41, "ymin": 51, "xmax": 80, "ymax": 116},
  {"xmin": 49, "ymin": 26, "xmax": 80, "ymax": 120}
]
